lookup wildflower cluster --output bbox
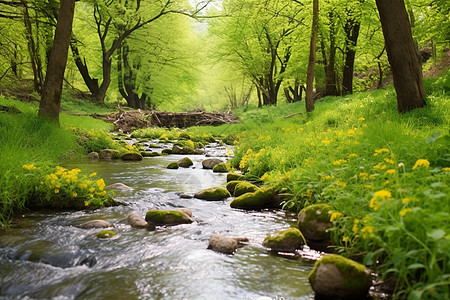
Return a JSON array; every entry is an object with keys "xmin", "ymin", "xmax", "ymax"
[{"xmin": 22, "ymin": 164, "xmax": 113, "ymax": 208}]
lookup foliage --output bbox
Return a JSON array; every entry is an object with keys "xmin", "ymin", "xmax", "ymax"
[{"xmin": 192, "ymin": 80, "xmax": 450, "ymax": 298}]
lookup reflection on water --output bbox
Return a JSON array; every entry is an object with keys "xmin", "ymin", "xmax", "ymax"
[{"xmin": 0, "ymin": 154, "xmax": 315, "ymax": 299}]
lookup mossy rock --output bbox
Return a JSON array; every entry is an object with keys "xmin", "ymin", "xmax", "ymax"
[
  {"xmin": 145, "ymin": 210, "xmax": 194, "ymax": 226},
  {"xmin": 171, "ymin": 145, "xmax": 195, "ymax": 155},
  {"xmin": 121, "ymin": 152, "xmax": 143, "ymax": 161},
  {"xmin": 308, "ymin": 254, "xmax": 372, "ymax": 298},
  {"xmin": 162, "ymin": 148, "xmax": 172, "ymax": 155},
  {"xmin": 167, "ymin": 162, "xmax": 179, "ymax": 169},
  {"xmin": 202, "ymin": 158, "xmax": 223, "ymax": 169},
  {"xmin": 141, "ymin": 151, "xmax": 161, "ymax": 157},
  {"xmin": 213, "ymin": 163, "xmax": 229, "ymax": 173},
  {"xmin": 80, "ymin": 220, "xmax": 112, "ymax": 229},
  {"xmin": 194, "ymin": 187, "xmax": 231, "ymax": 201},
  {"xmin": 234, "ymin": 181, "xmax": 259, "ymax": 197},
  {"xmin": 230, "ymin": 188, "xmax": 277, "ymax": 210},
  {"xmin": 262, "ymin": 228, "xmax": 306, "ymax": 252},
  {"xmin": 297, "ymin": 204, "xmax": 333, "ymax": 242},
  {"xmin": 96, "ymin": 230, "xmax": 117, "ymax": 238},
  {"xmin": 226, "ymin": 180, "xmax": 241, "ymax": 195},
  {"xmin": 99, "ymin": 149, "xmax": 121, "ymax": 160},
  {"xmin": 149, "ymin": 144, "xmax": 162, "ymax": 148},
  {"xmin": 178, "ymin": 157, "xmax": 193, "ymax": 168},
  {"xmin": 227, "ymin": 173, "xmax": 245, "ymax": 182}
]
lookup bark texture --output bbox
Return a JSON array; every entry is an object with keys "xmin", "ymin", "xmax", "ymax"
[{"xmin": 375, "ymin": 0, "xmax": 426, "ymax": 112}]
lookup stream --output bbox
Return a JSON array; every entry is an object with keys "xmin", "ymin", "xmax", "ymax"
[{"xmin": 0, "ymin": 142, "xmax": 316, "ymax": 300}]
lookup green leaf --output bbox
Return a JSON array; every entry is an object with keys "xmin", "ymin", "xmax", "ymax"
[
  {"xmin": 407, "ymin": 263, "xmax": 425, "ymax": 270},
  {"xmin": 427, "ymin": 229, "xmax": 445, "ymax": 240},
  {"xmin": 407, "ymin": 290, "xmax": 422, "ymax": 300}
]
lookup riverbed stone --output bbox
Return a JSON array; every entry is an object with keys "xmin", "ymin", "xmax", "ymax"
[
  {"xmin": 226, "ymin": 181, "xmax": 241, "ymax": 195},
  {"xmin": 99, "ymin": 149, "xmax": 121, "ymax": 160},
  {"xmin": 105, "ymin": 182, "xmax": 132, "ymax": 191},
  {"xmin": 141, "ymin": 151, "xmax": 161, "ymax": 157},
  {"xmin": 212, "ymin": 163, "xmax": 229, "ymax": 173},
  {"xmin": 262, "ymin": 228, "xmax": 306, "ymax": 252},
  {"xmin": 79, "ymin": 220, "xmax": 113, "ymax": 229},
  {"xmin": 227, "ymin": 173, "xmax": 245, "ymax": 182},
  {"xmin": 297, "ymin": 204, "xmax": 333, "ymax": 242},
  {"xmin": 171, "ymin": 145, "xmax": 195, "ymax": 155},
  {"xmin": 127, "ymin": 212, "xmax": 155, "ymax": 230},
  {"xmin": 162, "ymin": 148, "xmax": 172, "ymax": 155},
  {"xmin": 202, "ymin": 158, "xmax": 223, "ymax": 169},
  {"xmin": 194, "ymin": 187, "xmax": 231, "ymax": 201},
  {"xmin": 87, "ymin": 152, "xmax": 99, "ymax": 159},
  {"xmin": 145, "ymin": 210, "xmax": 194, "ymax": 226},
  {"xmin": 207, "ymin": 234, "xmax": 248, "ymax": 254},
  {"xmin": 178, "ymin": 157, "xmax": 193, "ymax": 168},
  {"xmin": 175, "ymin": 207, "xmax": 193, "ymax": 217},
  {"xmin": 230, "ymin": 187, "xmax": 277, "ymax": 210},
  {"xmin": 96, "ymin": 230, "xmax": 117, "ymax": 238},
  {"xmin": 234, "ymin": 181, "xmax": 259, "ymax": 197},
  {"xmin": 308, "ymin": 254, "xmax": 372, "ymax": 299},
  {"xmin": 121, "ymin": 152, "xmax": 143, "ymax": 161},
  {"xmin": 167, "ymin": 162, "xmax": 179, "ymax": 169}
]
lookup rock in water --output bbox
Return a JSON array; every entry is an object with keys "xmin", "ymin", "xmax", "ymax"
[
  {"xmin": 167, "ymin": 162, "xmax": 179, "ymax": 169},
  {"xmin": 178, "ymin": 157, "xmax": 193, "ymax": 168},
  {"xmin": 227, "ymin": 173, "xmax": 245, "ymax": 182},
  {"xmin": 308, "ymin": 254, "xmax": 372, "ymax": 298},
  {"xmin": 79, "ymin": 220, "xmax": 113, "ymax": 229},
  {"xmin": 145, "ymin": 210, "xmax": 194, "ymax": 226},
  {"xmin": 202, "ymin": 158, "xmax": 223, "ymax": 169},
  {"xmin": 230, "ymin": 188, "xmax": 277, "ymax": 210},
  {"xmin": 234, "ymin": 181, "xmax": 259, "ymax": 197},
  {"xmin": 194, "ymin": 187, "xmax": 231, "ymax": 201},
  {"xmin": 99, "ymin": 149, "xmax": 121, "ymax": 159},
  {"xmin": 87, "ymin": 152, "xmax": 99, "ymax": 159},
  {"xmin": 262, "ymin": 228, "xmax": 306, "ymax": 252},
  {"xmin": 127, "ymin": 212, "xmax": 155, "ymax": 230},
  {"xmin": 212, "ymin": 163, "xmax": 229, "ymax": 173},
  {"xmin": 96, "ymin": 230, "xmax": 117, "ymax": 239},
  {"xmin": 207, "ymin": 234, "xmax": 248, "ymax": 254},
  {"xmin": 121, "ymin": 152, "xmax": 143, "ymax": 161},
  {"xmin": 105, "ymin": 183, "xmax": 132, "ymax": 191},
  {"xmin": 297, "ymin": 204, "xmax": 333, "ymax": 242}
]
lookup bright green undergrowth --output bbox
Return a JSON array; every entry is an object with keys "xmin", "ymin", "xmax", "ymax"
[
  {"xmin": 192, "ymin": 83, "xmax": 450, "ymax": 299},
  {"xmin": 0, "ymin": 96, "xmax": 116, "ymax": 225}
]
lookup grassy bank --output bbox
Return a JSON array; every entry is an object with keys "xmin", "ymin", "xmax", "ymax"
[
  {"xmin": 191, "ymin": 77, "xmax": 449, "ymax": 298},
  {"xmin": 0, "ymin": 96, "xmax": 116, "ymax": 225}
]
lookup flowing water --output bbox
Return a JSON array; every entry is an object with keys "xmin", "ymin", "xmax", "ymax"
[{"xmin": 0, "ymin": 143, "xmax": 317, "ymax": 300}]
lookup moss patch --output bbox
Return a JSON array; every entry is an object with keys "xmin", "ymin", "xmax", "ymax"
[
  {"xmin": 227, "ymin": 173, "xmax": 245, "ymax": 182},
  {"xmin": 167, "ymin": 162, "xmax": 179, "ymax": 169},
  {"xmin": 234, "ymin": 181, "xmax": 259, "ymax": 197},
  {"xmin": 96, "ymin": 230, "xmax": 117, "ymax": 238},
  {"xmin": 230, "ymin": 187, "xmax": 277, "ymax": 210},
  {"xmin": 212, "ymin": 162, "xmax": 229, "ymax": 173},
  {"xmin": 226, "ymin": 180, "xmax": 241, "ymax": 195},
  {"xmin": 194, "ymin": 187, "xmax": 231, "ymax": 201},
  {"xmin": 178, "ymin": 157, "xmax": 193, "ymax": 168},
  {"xmin": 262, "ymin": 228, "xmax": 306, "ymax": 252},
  {"xmin": 145, "ymin": 210, "xmax": 193, "ymax": 225},
  {"xmin": 297, "ymin": 203, "xmax": 333, "ymax": 241}
]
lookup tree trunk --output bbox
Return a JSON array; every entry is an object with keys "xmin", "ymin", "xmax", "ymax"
[
  {"xmin": 324, "ymin": 11, "xmax": 338, "ymax": 96},
  {"xmin": 305, "ymin": 0, "xmax": 319, "ymax": 112},
  {"xmin": 38, "ymin": 0, "xmax": 75, "ymax": 124},
  {"xmin": 375, "ymin": 0, "xmax": 426, "ymax": 112},
  {"xmin": 342, "ymin": 18, "xmax": 360, "ymax": 95},
  {"xmin": 70, "ymin": 38, "xmax": 100, "ymax": 96}
]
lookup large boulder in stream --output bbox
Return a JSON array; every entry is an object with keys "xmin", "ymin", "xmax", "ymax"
[
  {"xmin": 234, "ymin": 181, "xmax": 259, "ymax": 197},
  {"xmin": 230, "ymin": 188, "xmax": 278, "ymax": 210},
  {"xmin": 145, "ymin": 210, "xmax": 194, "ymax": 226},
  {"xmin": 79, "ymin": 220, "xmax": 113, "ymax": 229},
  {"xmin": 121, "ymin": 152, "xmax": 143, "ymax": 161},
  {"xmin": 99, "ymin": 149, "xmax": 121, "ymax": 160},
  {"xmin": 178, "ymin": 157, "xmax": 193, "ymax": 168},
  {"xmin": 167, "ymin": 162, "xmax": 179, "ymax": 169},
  {"xmin": 105, "ymin": 183, "xmax": 132, "ymax": 191},
  {"xmin": 202, "ymin": 158, "xmax": 223, "ymax": 169},
  {"xmin": 171, "ymin": 145, "xmax": 195, "ymax": 155},
  {"xmin": 262, "ymin": 228, "xmax": 306, "ymax": 252},
  {"xmin": 194, "ymin": 187, "xmax": 231, "ymax": 201},
  {"xmin": 308, "ymin": 254, "xmax": 372, "ymax": 299},
  {"xmin": 207, "ymin": 234, "xmax": 249, "ymax": 255},
  {"xmin": 297, "ymin": 204, "xmax": 333, "ymax": 242},
  {"xmin": 127, "ymin": 212, "xmax": 155, "ymax": 230}
]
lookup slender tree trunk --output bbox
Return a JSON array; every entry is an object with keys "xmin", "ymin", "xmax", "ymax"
[
  {"xmin": 375, "ymin": 0, "xmax": 426, "ymax": 112},
  {"xmin": 38, "ymin": 0, "xmax": 75, "ymax": 124},
  {"xmin": 324, "ymin": 11, "xmax": 338, "ymax": 96},
  {"xmin": 342, "ymin": 19, "xmax": 360, "ymax": 95},
  {"xmin": 306, "ymin": 0, "xmax": 319, "ymax": 112},
  {"xmin": 70, "ymin": 38, "xmax": 99, "ymax": 96}
]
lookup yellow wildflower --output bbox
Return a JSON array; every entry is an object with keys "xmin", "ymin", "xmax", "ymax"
[
  {"xmin": 352, "ymin": 219, "xmax": 360, "ymax": 233},
  {"xmin": 412, "ymin": 159, "xmax": 430, "ymax": 170},
  {"xmin": 187, "ymin": 140, "xmax": 195, "ymax": 148},
  {"xmin": 364, "ymin": 184, "xmax": 373, "ymax": 189},
  {"xmin": 89, "ymin": 172, "xmax": 97, "ymax": 178},
  {"xmin": 342, "ymin": 236, "xmax": 349, "ymax": 242},
  {"xmin": 443, "ymin": 167, "xmax": 450, "ymax": 172},
  {"xmin": 374, "ymin": 148, "xmax": 390, "ymax": 156},
  {"xmin": 399, "ymin": 208, "xmax": 413, "ymax": 217},
  {"xmin": 336, "ymin": 181, "xmax": 347, "ymax": 188},
  {"xmin": 384, "ymin": 158, "xmax": 395, "ymax": 165},
  {"xmin": 85, "ymin": 201, "xmax": 89, "ymax": 207},
  {"xmin": 96, "ymin": 179, "xmax": 106, "ymax": 191},
  {"xmin": 54, "ymin": 189, "xmax": 59, "ymax": 194},
  {"xmin": 359, "ymin": 173, "xmax": 369, "ymax": 181},
  {"xmin": 385, "ymin": 169, "xmax": 396, "ymax": 175},
  {"xmin": 333, "ymin": 159, "xmax": 347, "ymax": 166},
  {"xmin": 347, "ymin": 129, "xmax": 355, "ymax": 136},
  {"xmin": 359, "ymin": 117, "xmax": 365, "ymax": 121},
  {"xmin": 89, "ymin": 187, "xmax": 95, "ymax": 193},
  {"xmin": 370, "ymin": 190, "xmax": 391, "ymax": 211},
  {"xmin": 72, "ymin": 192, "xmax": 78, "ymax": 197},
  {"xmin": 261, "ymin": 173, "xmax": 271, "ymax": 181},
  {"xmin": 330, "ymin": 212, "xmax": 343, "ymax": 222},
  {"xmin": 22, "ymin": 164, "xmax": 37, "ymax": 171},
  {"xmin": 363, "ymin": 215, "xmax": 372, "ymax": 223},
  {"xmin": 79, "ymin": 183, "xmax": 88, "ymax": 189},
  {"xmin": 373, "ymin": 163, "xmax": 386, "ymax": 170},
  {"xmin": 348, "ymin": 153, "xmax": 357, "ymax": 158},
  {"xmin": 321, "ymin": 139, "xmax": 331, "ymax": 145},
  {"xmin": 306, "ymin": 190, "xmax": 313, "ymax": 198}
]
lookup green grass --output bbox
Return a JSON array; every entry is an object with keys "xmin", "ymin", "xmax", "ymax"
[{"xmin": 191, "ymin": 84, "xmax": 450, "ymax": 299}]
